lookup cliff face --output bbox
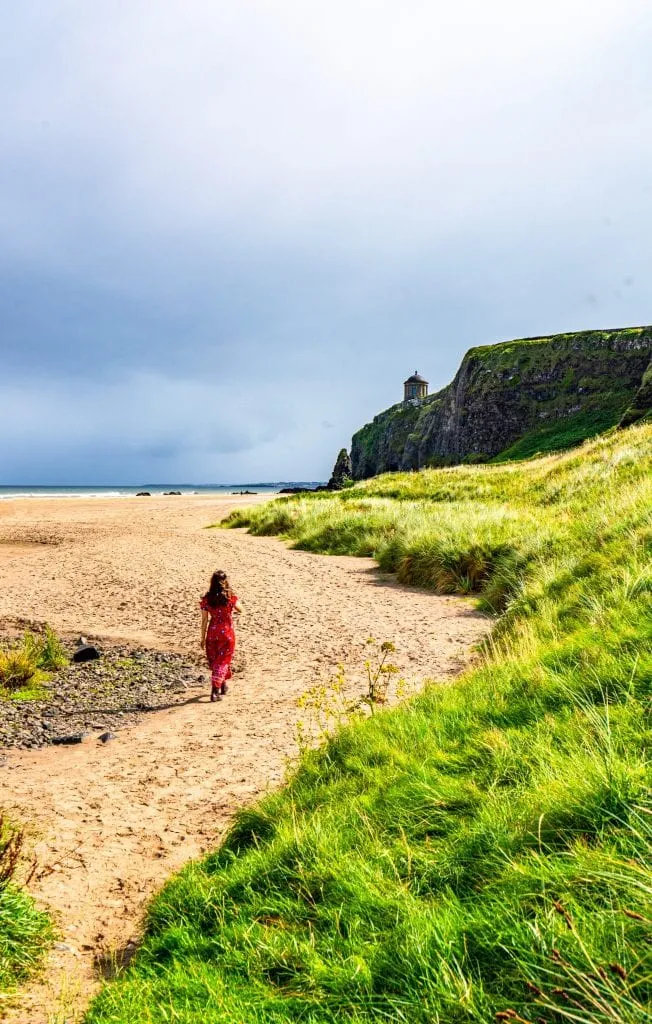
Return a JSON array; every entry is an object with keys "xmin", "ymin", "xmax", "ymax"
[
  {"xmin": 620, "ymin": 358, "xmax": 652, "ymax": 428},
  {"xmin": 351, "ymin": 327, "xmax": 652, "ymax": 478}
]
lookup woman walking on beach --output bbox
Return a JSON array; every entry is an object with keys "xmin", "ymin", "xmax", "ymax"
[{"xmin": 200, "ymin": 571, "xmax": 242, "ymax": 702}]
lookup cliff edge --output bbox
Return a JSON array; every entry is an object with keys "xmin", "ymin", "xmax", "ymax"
[{"xmin": 351, "ymin": 326, "xmax": 652, "ymax": 478}]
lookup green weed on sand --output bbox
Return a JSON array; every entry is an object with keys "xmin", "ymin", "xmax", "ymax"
[
  {"xmin": 0, "ymin": 817, "xmax": 53, "ymax": 996},
  {"xmin": 0, "ymin": 887, "xmax": 52, "ymax": 996},
  {"xmin": 0, "ymin": 626, "xmax": 67, "ymax": 699},
  {"xmin": 0, "ymin": 631, "xmax": 62, "ymax": 997},
  {"xmin": 86, "ymin": 425, "xmax": 651, "ymax": 1023}
]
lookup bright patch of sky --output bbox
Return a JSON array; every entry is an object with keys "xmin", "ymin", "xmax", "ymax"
[{"xmin": 1, "ymin": 1, "xmax": 651, "ymax": 482}]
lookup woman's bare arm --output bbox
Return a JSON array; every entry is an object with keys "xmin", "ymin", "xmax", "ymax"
[{"xmin": 234, "ymin": 599, "xmax": 243, "ymax": 614}]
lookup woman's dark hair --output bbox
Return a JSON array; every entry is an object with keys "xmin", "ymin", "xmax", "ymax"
[{"xmin": 204, "ymin": 570, "xmax": 233, "ymax": 608}]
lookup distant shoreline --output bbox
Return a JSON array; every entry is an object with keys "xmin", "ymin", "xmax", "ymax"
[{"xmin": 0, "ymin": 483, "xmax": 323, "ymax": 500}]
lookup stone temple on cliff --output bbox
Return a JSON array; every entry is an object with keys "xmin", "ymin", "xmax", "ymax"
[{"xmin": 403, "ymin": 371, "xmax": 429, "ymax": 403}]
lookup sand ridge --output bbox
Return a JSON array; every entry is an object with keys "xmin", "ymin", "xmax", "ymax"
[{"xmin": 0, "ymin": 495, "xmax": 488, "ymax": 1022}]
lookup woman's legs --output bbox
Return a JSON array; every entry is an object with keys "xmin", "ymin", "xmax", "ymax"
[
  {"xmin": 220, "ymin": 666, "xmax": 232, "ymax": 695},
  {"xmin": 206, "ymin": 636, "xmax": 235, "ymax": 702},
  {"xmin": 211, "ymin": 665, "xmax": 230, "ymax": 700}
]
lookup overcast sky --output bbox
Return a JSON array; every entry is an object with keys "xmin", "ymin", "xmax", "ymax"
[{"xmin": 1, "ymin": 1, "xmax": 651, "ymax": 483}]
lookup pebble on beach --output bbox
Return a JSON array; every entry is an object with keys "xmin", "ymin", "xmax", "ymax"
[{"xmin": 0, "ymin": 638, "xmax": 209, "ymax": 750}]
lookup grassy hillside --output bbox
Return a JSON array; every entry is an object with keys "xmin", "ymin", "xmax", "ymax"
[
  {"xmin": 86, "ymin": 424, "xmax": 651, "ymax": 1023},
  {"xmin": 490, "ymin": 405, "xmax": 632, "ymax": 464}
]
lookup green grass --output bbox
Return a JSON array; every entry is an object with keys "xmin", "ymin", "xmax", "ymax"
[
  {"xmin": 0, "ymin": 626, "xmax": 67, "ymax": 699},
  {"xmin": 490, "ymin": 403, "xmax": 628, "ymax": 462},
  {"xmin": 0, "ymin": 886, "xmax": 53, "ymax": 995},
  {"xmin": 86, "ymin": 424, "xmax": 651, "ymax": 1023},
  {"xmin": 0, "ymin": 818, "xmax": 53, "ymax": 996}
]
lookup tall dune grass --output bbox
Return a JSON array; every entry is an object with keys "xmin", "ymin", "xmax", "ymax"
[
  {"xmin": 225, "ymin": 428, "xmax": 651, "ymax": 616},
  {"xmin": 86, "ymin": 424, "xmax": 651, "ymax": 1023}
]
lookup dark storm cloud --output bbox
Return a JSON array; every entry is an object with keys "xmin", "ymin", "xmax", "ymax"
[{"xmin": 1, "ymin": 1, "xmax": 651, "ymax": 481}]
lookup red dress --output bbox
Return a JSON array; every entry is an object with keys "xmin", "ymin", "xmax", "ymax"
[{"xmin": 201, "ymin": 594, "xmax": 238, "ymax": 690}]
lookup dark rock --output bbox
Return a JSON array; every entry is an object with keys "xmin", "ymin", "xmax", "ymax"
[
  {"xmin": 136, "ymin": 491, "xmax": 151, "ymax": 497},
  {"xmin": 72, "ymin": 644, "xmax": 100, "ymax": 663},
  {"xmin": 327, "ymin": 448, "xmax": 353, "ymax": 490},
  {"xmin": 163, "ymin": 491, "xmax": 182, "ymax": 495},
  {"xmin": 52, "ymin": 732, "xmax": 88, "ymax": 745},
  {"xmin": 620, "ymin": 358, "xmax": 652, "ymax": 427},
  {"xmin": 98, "ymin": 732, "xmax": 116, "ymax": 743}
]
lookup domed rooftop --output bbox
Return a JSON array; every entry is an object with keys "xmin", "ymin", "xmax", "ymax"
[{"xmin": 404, "ymin": 371, "xmax": 429, "ymax": 385}]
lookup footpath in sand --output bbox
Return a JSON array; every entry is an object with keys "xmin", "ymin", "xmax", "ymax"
[{"xmin": 0, "ymin": 495, "xmax": 488, "ymax": 1023}]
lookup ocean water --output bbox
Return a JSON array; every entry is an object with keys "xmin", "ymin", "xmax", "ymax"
[{"xmin": 0, "ymin": 483, "xmax": 323, "ymax": 500}]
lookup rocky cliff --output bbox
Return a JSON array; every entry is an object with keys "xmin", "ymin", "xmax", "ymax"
[
  {"xmin": 620, "ymin": 358, "xmax": 652, "ymax": 428},
  {"xmin": 351, "ymin": 326, "xmax": 652, "ymax": 478}
]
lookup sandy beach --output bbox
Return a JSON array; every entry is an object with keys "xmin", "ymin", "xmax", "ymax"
[{"xmin": 0, "ymin": 495, "xmax": 488, "ymax": 1022}]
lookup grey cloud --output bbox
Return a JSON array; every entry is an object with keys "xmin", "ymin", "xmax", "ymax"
[
  {"xmin": 1, "ymin": 2, "xmax": 652, "ymax": 482},
  {"xmin": 0, "ymin": 372, "xmax": 297, "ymax": 481}
]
